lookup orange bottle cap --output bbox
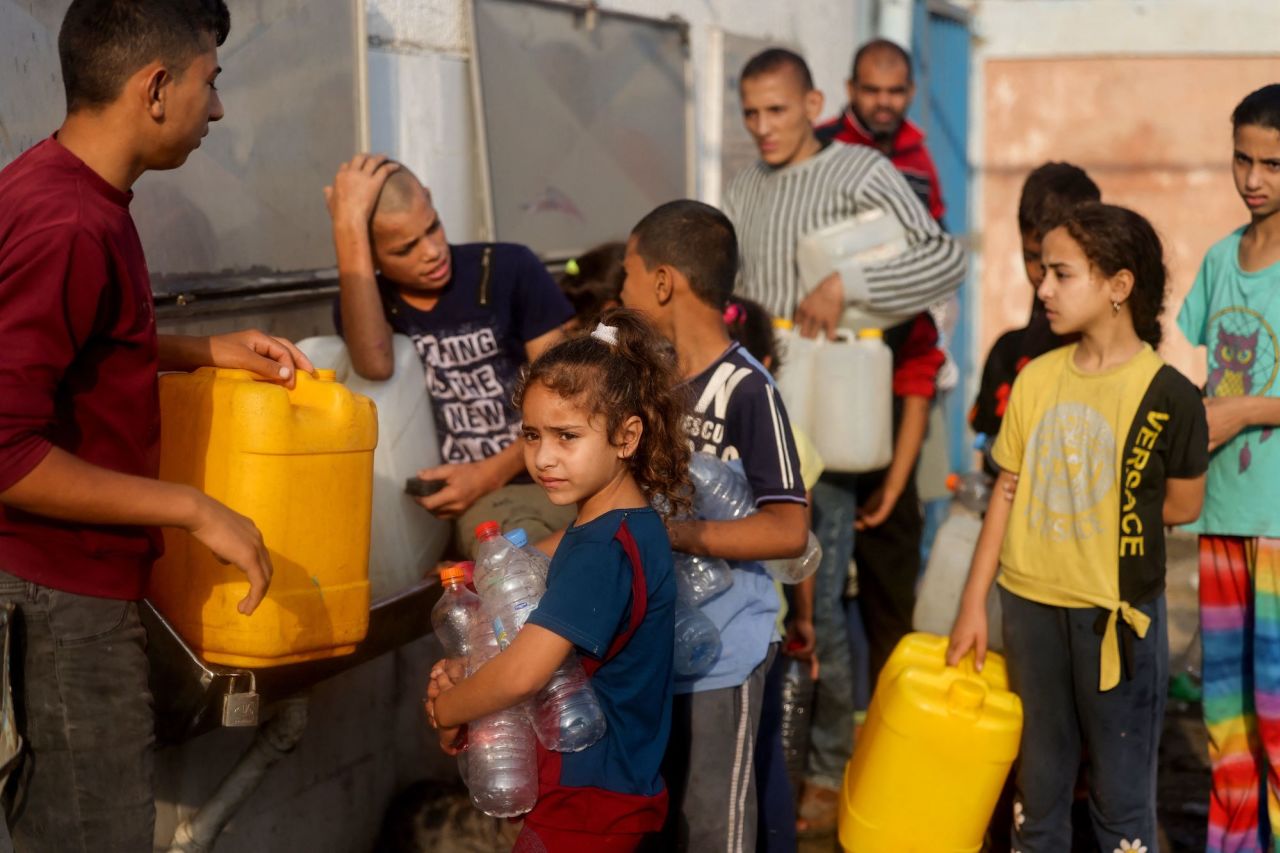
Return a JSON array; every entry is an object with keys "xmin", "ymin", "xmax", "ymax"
[{"xmin": 439, "ymin": 564, "xmax": 467, "ymax": 585}]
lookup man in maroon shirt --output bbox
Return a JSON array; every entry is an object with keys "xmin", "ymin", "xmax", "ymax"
[
  {"xmin": 816, "ymin": 38, "xmax": 945, "ymax": 223},
  {"xmin": 0, "ymin": 1, "xmax": 311, "ymax": 848}
]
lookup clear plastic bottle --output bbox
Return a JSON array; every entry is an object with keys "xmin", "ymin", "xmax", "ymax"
[
  {"xmin": 779, "ymin": 656, "xmax": 816, "ymax": 795},
  {"xmin": 464, "ymin": 703, "xmax": 539, "ymax": 817},
  {"xmin": 504, "ymin": 527, "xmax": 550, "ymax": 583},
  {"xmin": 688, "ymin": 452, "xmax": 755, "ymax": 520},
  {"xmin": 473, "ymin": 521, "xmax": 545, "ymax": 650},
  {"xmin": 947, "ymin": 471, "xmax": 994, "ymax": 516},
  {"xmin": 533, "ymin": 655, "xmax": 608, "ymax": 753},
  {"xmin": 431, "ymin": 564, "xmax": 480, "ymax": 659},
  {"xmin": 673, "ymin": 600, "xmax": 722, "ymax": 677},
  {"xmin": 763, "ymin": 530, "xmax": 823, "ymax": 584},
  {"xmin": 462, "ymin": 523, "xmax": 543, "ymax": 817},
  {"xmin": 673, "ymin": 553, "xmax": 734, "ymax": 606}
]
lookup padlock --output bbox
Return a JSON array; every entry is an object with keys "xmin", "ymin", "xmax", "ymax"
[{"xmin": 221, "ymin": 673, "xmax": 259, "ymax": 727}]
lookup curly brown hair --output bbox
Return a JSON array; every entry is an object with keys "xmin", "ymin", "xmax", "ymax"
[
  {"xmin": 1042, "ymin": 202, "xmax": 1167, "ymax": 348},
  {"xmin": 514, "ymin": 307, "xmax": 692, "ymax": 517}
]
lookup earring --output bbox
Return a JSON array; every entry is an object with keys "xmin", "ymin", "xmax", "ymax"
[{"xmin": 1112, "ymin": 300, "xmax": 1122, "ymax": 316}]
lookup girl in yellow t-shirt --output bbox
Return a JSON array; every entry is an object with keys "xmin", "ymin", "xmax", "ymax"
[{"xmin": 947, "ymin": 203, "xmax": 1208, "ymax": 852}]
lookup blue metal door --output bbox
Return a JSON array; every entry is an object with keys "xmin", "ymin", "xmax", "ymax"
[{"xmin": 909, "ymin": 0, "xmax": 973, "ymax": 471}]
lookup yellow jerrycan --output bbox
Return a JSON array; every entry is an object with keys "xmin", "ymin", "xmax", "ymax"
[
  {"xmin": 839, "ymin": 632, "xmax": 1022, "ymax": 852},
  {"xmin": 150, "ymin": 367, "xmax": 377, "ymax": 667}
]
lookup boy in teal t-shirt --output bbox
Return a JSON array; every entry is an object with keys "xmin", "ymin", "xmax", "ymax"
[{"xmin": 1176, "ymin": 84, "xmax": 1280, "ymax": 853}]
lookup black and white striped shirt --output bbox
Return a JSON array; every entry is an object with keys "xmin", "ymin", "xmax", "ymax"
[{"xmin": 724, "ymin": 142, "xmax": 966, "ymax": 320}]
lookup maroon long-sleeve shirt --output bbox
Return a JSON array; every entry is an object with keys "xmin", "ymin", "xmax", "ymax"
[{"xmin": 0, "ymin": 137, "xmax": 162, "ymax": 599}]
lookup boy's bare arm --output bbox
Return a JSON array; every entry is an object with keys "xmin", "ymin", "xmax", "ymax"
[
  {"xmin": 324, "ymin": 154, "xmax": 401, "ymax": 381},
  {"xmin": 667, "ymin": 501, "xmax": 808, "ymax": 562},
  {"xmin": 0, "ymin": 449, "xmax": 273, "ymax": 614},
  {"xmin": 158, "ymin": 331, "xmax": 314, "ymax": 388},
  {"xmin": 857, "ymin": 394, "xmax": 930, "ymax": 530},
  {"xmin": 1205, "ymin": 396, "xmax": 1280, "ymax": 451}
]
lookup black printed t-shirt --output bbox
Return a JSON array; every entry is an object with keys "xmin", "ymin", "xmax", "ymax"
[
  {"xmin": 683, "ymin": 341, "xmax": 806, "ymax": 508},
  {"xmin": 334, "ymin": 242, "xmax": 573, "ymax": 465}
]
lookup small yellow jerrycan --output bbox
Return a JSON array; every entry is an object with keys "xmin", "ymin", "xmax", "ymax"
[
  {"xmin": 838, "ymin": 632, "xmax": 1022, "ymax": 853},
  {"xmin": 150, "ymin": 367, "xmax": 377, "ymax": 667}
]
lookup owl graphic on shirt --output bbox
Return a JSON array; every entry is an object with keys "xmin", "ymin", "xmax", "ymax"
[{"xmin": 1208, "ymin": 326, "xmax": 1259, "ymax": 398}]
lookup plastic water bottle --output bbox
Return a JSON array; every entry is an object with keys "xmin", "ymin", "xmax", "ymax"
[
  {"xmin": 473, "ymin": 521, "xmax": 545, "ymax": 649},
  {"xmin": 764, "ymin": 531, "xmax": 823, "ymax": 584},
  {"xmin": 533, "ymin": 654, "xmax": 608, "ymax": 753},
  {"xmin": 674, "ymin": 553, "xmax": 734, "ymax": 606},
  {"xmin": 779, "ymin": 656, "xmax": 816, "ymax": 795},
  {"xmin": 458, "ymin": 615, "xmax": 538, "ymax": 817},
  {"xmin": 673, "ymin": 600, "xmax": 721, "ymax": 677},
  {"xmin": 947, "ymin": 472, "xmax": 994, "ymax": 516},
  {"xmin": 463, "ymin": 523, "xmax": 544, "ymax": 816},
  {"xmin": 465, "ymin": 704, "xmax": 539, "ymax": 817},
  {"xmin": 431, "ymin": 564, "xmax": 480, "ymax": 660},
  {"xmin": 688, "ymin": 452, "xmax": 755, "ymax": 520},
  {"xmin": 505, "ymin": 528, "xmax": 551, "ymax": 582}
]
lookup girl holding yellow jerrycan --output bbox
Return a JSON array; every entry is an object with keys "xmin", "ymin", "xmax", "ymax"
[{"xmin": 948, "ymin": 203, "xmax": 1208, "ymax": 853}]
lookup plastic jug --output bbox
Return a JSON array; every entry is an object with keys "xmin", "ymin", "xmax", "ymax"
[
  {"xmin": 772, "ymin": 319, "xmax": 818, "ymax": 434},
  {"xmin": 297, "ymin": 335, "xmax": 450, "ymax": 601},
  {"xmin": 151, "ymin": 367, "xmax": 376, "ymax": 667},
  {"xmin": 839, "ymin": 633, "xmax": 1022, "ymax": 853},
  {"xmin": 795, "ymin": 209, "xmax": 915, "ymax": 333},
  {"xmin": 810, "ymin": 329, "xmax": 893, "ymax": 473},
  {"xmin": 912, "ymin": 500, "xmax": 1003, "ymax": 652}
]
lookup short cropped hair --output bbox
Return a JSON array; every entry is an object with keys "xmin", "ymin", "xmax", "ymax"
[
  {"xmin": 851, "ymin": 39, "xmax": 913, "ymax": 83},
  {"xmin": 740, "ymin": 48, "xmax": 814, "ymax": 93},
  {"xmin": 631, "ymin": 200, "xmax": 738, "ymax": 309},
  {"xmin": 1233, "ymin": 84, "xmax": 1280, "ymax": 134},
  {"xmin": 59, "ymin": 0, "xmax": 231, "ymax": 112},
  {"xmin": 1018, "ymin": 162, "xmax": 1102, "ymax": 236}
]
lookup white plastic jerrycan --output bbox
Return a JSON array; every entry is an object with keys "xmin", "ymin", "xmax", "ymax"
[
  {"xmin": 795, "ymin": 209, "xmax": 914, "ymax": 333},
  {"xmin": 297, "ymin": 334, "xmax": 451, "ymax": 601},
  {"xmin": 771, "ymin": 318, "xmax": 819, "ymax": 435},
  {"xmin": 809, "ymin": 328, "xmax": 893, "ymax": 473}
]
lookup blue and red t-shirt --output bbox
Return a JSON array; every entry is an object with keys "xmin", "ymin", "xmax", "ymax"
[{"xmin": 525, "ymin": 506, "xmax": 674, "ymax": 827}]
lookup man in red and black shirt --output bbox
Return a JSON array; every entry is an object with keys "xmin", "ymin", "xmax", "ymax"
[{"xmin": 816, "ymin": 38, "xmax": 945, "ymax": 224}]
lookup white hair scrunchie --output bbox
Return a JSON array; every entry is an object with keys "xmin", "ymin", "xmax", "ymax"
[{"xmin": 591, "ymin": 322, "xmax": 619, "ymax": 347}]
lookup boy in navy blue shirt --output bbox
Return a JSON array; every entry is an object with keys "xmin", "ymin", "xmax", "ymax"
[
  {"xmin": 622, "ymin": 200, "xmax": 809, "ymax": 851},
  {"xmin": 325, "ymin": 155, "xmax": 576, "ymax": 555}
]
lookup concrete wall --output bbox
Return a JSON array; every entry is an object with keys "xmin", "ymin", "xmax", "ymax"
[
  {"xmin": 364, "ymin": 0, "xmax": 872, "ymax": 240},
  {"xmin": 968, "ymin": 0, "xmax": 1280, "ymax": 385}
]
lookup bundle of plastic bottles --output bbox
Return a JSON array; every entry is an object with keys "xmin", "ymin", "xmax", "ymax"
[
  {"xmin": 687, "ymin": 453, "xmax": 822, "ymax": 584},
  {"xmin": 429, "ymin": 523, "xmax": 607, "ymax": 817}
]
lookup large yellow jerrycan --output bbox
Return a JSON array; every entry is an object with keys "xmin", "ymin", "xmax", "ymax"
[
  {"xmin": 150, "ymin": 367, "xmax": 377, "ymax": 667},
  {"xmin": 839, "ymin": 632, "xmax": 1022, "ymax": 853}
]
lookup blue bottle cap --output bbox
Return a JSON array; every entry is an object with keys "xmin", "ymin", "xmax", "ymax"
[{"xmin": 505, "ymin": 528, "xmax": 529, "ymax": 548}]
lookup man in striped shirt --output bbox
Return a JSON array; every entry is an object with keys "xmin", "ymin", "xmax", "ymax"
[{"xmin": 724, "ymin": 47, "xmax": 965, "ymax": 836}]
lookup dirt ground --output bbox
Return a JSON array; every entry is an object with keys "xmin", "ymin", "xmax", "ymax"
[{"xmin": 800, "ymin": 533, "xmax": 1212, "ymax": 853}]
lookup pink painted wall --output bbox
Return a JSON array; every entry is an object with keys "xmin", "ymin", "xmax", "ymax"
[{"xmin": 979, "ymin": 56, "xmax": 1280, "ymax": 384}]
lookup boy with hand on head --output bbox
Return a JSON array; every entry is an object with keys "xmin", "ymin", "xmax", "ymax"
[
  {"xmin": 325, "ymin": 155, "xmax": 577, "ymax": 557},
  {"xmin": 0, "ymin": 1, "xmax": 312, "ymax": 848},
  {"xmin": 970, "ymin": 162, "xmax": 1101, "ymax": 457},
  {"xmin": 621, "ymin": 200, "xmax": 809, "ymax": 851}
]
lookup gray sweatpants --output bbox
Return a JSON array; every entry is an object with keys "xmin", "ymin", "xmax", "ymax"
[{"xmin": 649, "ymin": 645, "xmax": 775, "ymax": 853}]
